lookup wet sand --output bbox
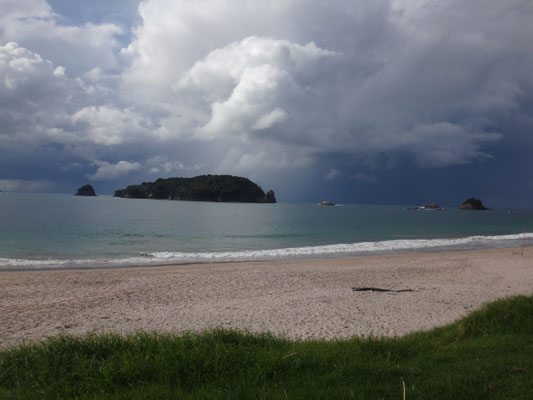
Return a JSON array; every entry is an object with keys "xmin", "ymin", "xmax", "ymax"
[{"xmin": 1, "ymin": 247, "xmax": 532, "ymax": 348}]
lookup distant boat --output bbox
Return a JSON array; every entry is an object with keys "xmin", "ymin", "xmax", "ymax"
[
  {"xmin": 422, "ymin": 202, "xmax": 443, "ymax": 210},
  {"xmin": 320, "ymin": 200, "xmax": 335, "ymax": 206},
  {"xmin": 407, "ymin": 202, "xmax": 444, "ymax": 211}
]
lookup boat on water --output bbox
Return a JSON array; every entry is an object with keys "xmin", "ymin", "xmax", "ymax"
[{"xmin": 407, "ymin": 202, "xmax": 444, "ymax": 211}]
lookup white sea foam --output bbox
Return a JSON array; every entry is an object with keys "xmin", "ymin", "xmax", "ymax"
[
  {"xmin": 0, "ymin": 256, "xmax": 152, "ymax": 270},
  {"xmin": 1, "ymin": 232, "xmax": 531, "ymax": 270},
  {"xmin": 145, "ymin": 233, "xmax": 533, "ymax": 262}
]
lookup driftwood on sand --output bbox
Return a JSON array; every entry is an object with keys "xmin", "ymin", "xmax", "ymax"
[{"xmin": 352, "ymin": 287, "xmax": 414, "ymax": 293}]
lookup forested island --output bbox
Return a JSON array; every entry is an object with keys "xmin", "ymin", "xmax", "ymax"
[{"xmin": 114, "ymin": 175, "xmax": 276, "ymax": 203}]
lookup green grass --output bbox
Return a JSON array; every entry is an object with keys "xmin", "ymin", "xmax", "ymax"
[{"xmin": 1, "ymin": 295, "xmax": 532, "ymax": 399}]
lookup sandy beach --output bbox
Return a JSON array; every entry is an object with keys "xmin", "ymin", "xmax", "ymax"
[{"xmin": 1, "ymin": 247, "xmax": 532, "ymax": 348}]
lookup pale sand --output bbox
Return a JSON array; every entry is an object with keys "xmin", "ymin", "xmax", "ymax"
[{"xmin": 1, "ymin": 247, "xmax": 532, "ymax": 348}]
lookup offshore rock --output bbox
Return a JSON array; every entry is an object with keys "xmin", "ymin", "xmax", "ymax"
[
  {"xmin": 75, "ymin": 184, "xmax": 96, "ymax": 196},
  {"xmin": 320, "ymin": 201, "xmax": 335, "ymax": 206},
  {"xmin": 265, "ymin": 190, "xmax": 277, "ymax": 204},
  {"xmin": 458, "ymin": 197, "xmax": 488, "ymax": 210},
  {"xmin": 114, "ymin": 175, "xmax": 276, "ymax": 204}
]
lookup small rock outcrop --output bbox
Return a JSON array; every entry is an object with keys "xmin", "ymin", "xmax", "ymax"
[
  {"xmin": 265, "ymin": 190, "xmax": 277, "ymax": 204},
  {"xmin": 320, "ymin": 200, "xmax": 335, "ymax": 206},
  {"xmin": 459, "ymin": 197, "xmax": 487, "ymax": 210},
  {"xmin": 424, "ymin": 202, "xmax": 442, "ymax": 210},
  {"xmin": 75, "ymin": 184, "xmax": 96, "ymax": 196}
]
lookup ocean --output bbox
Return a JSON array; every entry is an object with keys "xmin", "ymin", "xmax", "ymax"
[{"xmin": 1, "ymin": 192, "xmax": 532, "ymax": 270}]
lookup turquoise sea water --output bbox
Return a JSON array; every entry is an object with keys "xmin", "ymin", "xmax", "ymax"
[{"xmin": 1, "ymin": 192, "xmax": 532, "ymax": 270}]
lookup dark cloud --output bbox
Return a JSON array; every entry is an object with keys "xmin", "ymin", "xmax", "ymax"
[{"xmin": 0, "ymin": 0, "xmax": 532, "ymax": 206}]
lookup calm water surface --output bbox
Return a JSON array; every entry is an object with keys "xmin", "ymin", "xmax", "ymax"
[{"xmin": 1, "ymin": 193, "xmax": 532, "ymax": 269}]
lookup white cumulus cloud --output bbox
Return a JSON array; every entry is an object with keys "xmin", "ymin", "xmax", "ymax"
[
  {"xmin": 0, "ymin": 0, "xmax": 122, "ymax": 75},
  {"xmin": 71, "ymin": 106, "xmax": 158, "ymax": 146},
  {"xmin": 87, "ymin": 160, "xmax": 142, "ymax": 180},
  {"xmin": 119, "ymin": 0, "xmax": 533, "ymax": 177},
  {"xmin": 1, "ymin": 0, "xmax": 533, "ymax": 198}
]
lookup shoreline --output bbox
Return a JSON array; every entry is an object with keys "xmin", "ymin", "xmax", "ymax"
[
  {"xmin": 1, "ymin": 247, "xmax": 532, "ymax": 348},
  {"xmin": 2, "ymin": 244, "xmax": 531, "ymax": 273},
  {"xmin": 2, "ymin": 237, "xmax": 532, "ymax": 273}
]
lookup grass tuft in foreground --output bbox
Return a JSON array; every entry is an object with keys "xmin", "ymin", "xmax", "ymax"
[{"xmin": 1, "ymin": 295, "xmax": 532, "ymax": 399}]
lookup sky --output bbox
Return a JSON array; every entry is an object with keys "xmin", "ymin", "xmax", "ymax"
[{"xmin": 0, "ymin": 0, "xmax": 532, "ymax": 207}]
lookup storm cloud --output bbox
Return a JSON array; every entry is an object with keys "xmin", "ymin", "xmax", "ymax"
[{"xmin": 1, "ymin": 0, "xmax": 532, "ymax": 205}]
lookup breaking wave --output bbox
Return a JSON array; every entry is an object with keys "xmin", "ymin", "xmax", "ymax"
[{"xmin": 1, "ymin": 232, "xmax": 532, "ymax": 270}]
